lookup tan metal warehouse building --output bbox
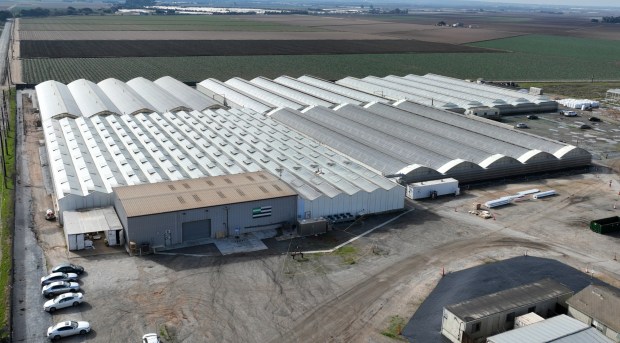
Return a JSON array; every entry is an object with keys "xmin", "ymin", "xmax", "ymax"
[{"xmin": 113, "ymin": 171, "xmax": 297, "ymax": 250}]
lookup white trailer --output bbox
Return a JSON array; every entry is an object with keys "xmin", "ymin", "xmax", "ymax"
[{"xmin": 406, "ymin": 178, "xmax": 459, "ymax": 200}]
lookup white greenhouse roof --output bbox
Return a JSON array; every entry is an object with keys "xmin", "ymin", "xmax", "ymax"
[
  {"xmin": 250, "ymin": 77, "xmax": 334, "ymax": 107},
  {"xmin": 225, "ymin": 77, "xmax": 305, "ymax": 110},
  {"xmin": 36, "ymin": 77, "xmax": 226, "ymax": 121},
  {"xmin": 42, "ymin": 104, "xmax": 399, "ymax": 203},
  {"xmin": 126, "ymin": 77, "xmax": 190, "ymax": 113},
  {"xmin": 37, "ymin": 74, "xmax": 589, "ymax": 191},
  {"xmin": 268, "ymin": 101, "xmax": 589, "ymax": 182},
  {"xmin": 154, "ymin": 76, "xmax": 223, "ymax": 111},
  {"xmin": 67, "ymin": 79, "xmax": 120, "ymax": 118},
  {"xmin": 197, "ymin": 78, "xmax": 272, "ymax": 113},
  {"xmin": 273, "ymin": 76, "xmax": 364, "ymax": 105},
  {"xmin": 97, "ymin": 78, "xmax": 156, "ymax": 115},
  {"xmin": 35, "ymin": 80, "xmax": 82, "ymax": 121}
]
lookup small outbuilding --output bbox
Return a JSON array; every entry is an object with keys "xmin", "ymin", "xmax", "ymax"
[
  {"xmin": 606, "ymin": 89, "xmax": 620, "ymax": 102},
  {"xmin": 63, "ymin": 207, "xmax": 124, "ymax": 251},
  {"xmin": 567, "ymin": 285, "xmax": 620, "ymax": 342},
  {"xmin": 113, "ymin": 171, "xmax": 298, "ymax": 251},
  {"xmin": 441, "ymin": 278, "xmax": 573, "ymax": 343}
]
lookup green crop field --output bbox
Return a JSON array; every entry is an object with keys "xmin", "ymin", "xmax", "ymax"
[
  {"xmin": 21, "ymin": 34, "xmax": 620, "ymax": 84},
  {"xmin": 19, "ymin": 15, "xmax": 322, "ymax": 31}
]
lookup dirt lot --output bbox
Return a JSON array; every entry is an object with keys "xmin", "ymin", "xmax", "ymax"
[{"xmin": 14, "ymin": 89, "xmax": 620, "ymax": 343}]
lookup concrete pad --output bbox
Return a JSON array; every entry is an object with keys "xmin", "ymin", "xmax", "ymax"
[
  {"xmin": 214, "ymin": 233, "xmax": 269, "ymax": 255},
  {"xmin": 251, "ymin": 229, "xmax": 278, "ymax": 240}
]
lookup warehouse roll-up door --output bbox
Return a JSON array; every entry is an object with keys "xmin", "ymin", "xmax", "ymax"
[{"xmin": 182, "ymin": 219, "xmax": 211, "ymax": 242}]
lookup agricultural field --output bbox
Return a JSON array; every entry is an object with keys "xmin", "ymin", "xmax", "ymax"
[
  {"xmin": 18, "ymin": 15, "xmax": 321, "ymax": 32},
  {"xmin": 22, "ymin": 34, "xmax": 620, "ymax": 84},
  {"xmin": 20, "ymin": 39, "xmax": 491, "ymax": 58},
  {"xmin": 378, "ymin": 11, "xmax": 620, "ymax": 39},
  {"xmin": 17, "ymin": 13, "xmax": 620, "ymax": 84}
]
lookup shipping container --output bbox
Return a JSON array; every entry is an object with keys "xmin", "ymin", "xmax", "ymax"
[
  {"xmin": 590, "ymin": 216, "xmax": 620, "ymax": 234},
  {"xmin": 297, "ymin": 218, "xmax": 329, "ymax": 237}
]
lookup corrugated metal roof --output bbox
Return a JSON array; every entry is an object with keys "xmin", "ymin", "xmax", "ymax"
[
  {"xmin": 566, "ymin": 285, "xmax": 620, "ymax": 333},
  {"xmin": 487, "ymin": 315, "xmax": 613, "ymax": 343},
  {"xmin": 446, "ymin": 279, "xmax": 573, "ymax": 322},
  {"xmin": 114, "ymin": 171, "xmax": 297, "ymax": 217},
  {"xmin": 64, "ymin": 207, "xmax": 123, "ymax": 235}
]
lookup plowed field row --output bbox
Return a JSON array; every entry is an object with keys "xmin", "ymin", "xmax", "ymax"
[{"xmin": 20, "ymin": 39, "xmax": 491, "ymax": 58}]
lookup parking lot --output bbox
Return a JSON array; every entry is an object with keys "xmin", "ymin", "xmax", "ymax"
[
  {"xmin": 12, "ymin": 91, "xmax": 620, "ymax": 342},
  {"xmin": 501, "ymin": 107, "xmax": 620, "ymax": 159}
]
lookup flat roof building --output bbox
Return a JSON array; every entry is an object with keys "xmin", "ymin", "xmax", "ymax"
[
  {"xmin": 487, "ymin": 314, "xmax": 614, "ymax": 343},
  {"xmin": 442, "ymin": 279, "xmax": 574, "ymax": 343},
  {"xmin": 567, "ymin": 285, "xmax": 620, "ymax": 342}
]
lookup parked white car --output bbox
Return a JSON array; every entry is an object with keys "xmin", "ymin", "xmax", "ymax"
[
  {"xmin": 143, "ymin": 333, "xmax": 161, "ymax": 343},
  {"xmin": 47, "ymin": 320, "xmax": 90, "ymax": 340},
  {"xmin": 43, "ymin": 292, "xmax": 84, "ymax": 312},
  {"xmin": 41, "ymin": 281, "xmax": 80, "ymax": 298},
  {"xmin": 40, "ymin": 272, "xmax": 78, "ymax": 286}
]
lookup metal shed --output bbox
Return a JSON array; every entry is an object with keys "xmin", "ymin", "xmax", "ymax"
[{"xmin": 63, "ymin": 207, "xmax": 124, "ymax": 251}]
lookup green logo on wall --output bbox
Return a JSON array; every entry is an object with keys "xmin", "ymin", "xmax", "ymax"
[{"xmin": 252, "ymin": 206, "xmax": 272, "ymax": 218}]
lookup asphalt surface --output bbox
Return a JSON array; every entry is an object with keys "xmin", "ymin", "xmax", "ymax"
[
  {"xmin": 12, "ymin": 90, "xmax": 51, "ymax": 342},
  {"xmin": 402, "ymin": 255, "xmax": 617, "ymax": 343}
]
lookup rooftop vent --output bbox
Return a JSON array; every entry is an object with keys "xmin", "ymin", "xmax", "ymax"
[
  {"xmin": 216, "ymin": 191, "xmax": 226, "ymax": 198},
  {"xmin": 177, "ymin": 196, "xmax": 186, "ymax": 204},
  {"xmin": 168, "ymin": 185, "xmax": 176, "ymax": 191},
  {"xmin": 236, "ymin": 189, "xmax": 245, "ymax": 196},
  {"xmin": 192, "ymin": 194, "xmax": 201, "ymax": 202},
  {"xmin": 259, "ymin": 186, "xmax": 269, "ymax": 194}
]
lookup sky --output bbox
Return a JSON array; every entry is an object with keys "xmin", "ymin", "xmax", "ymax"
[{"xmin": 469, "ymin": 0, "xmax": 620, "ymax": 7}]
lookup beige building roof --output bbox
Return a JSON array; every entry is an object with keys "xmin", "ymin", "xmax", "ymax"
[
  {"xmin": 567, "ymin": 284, "xmax": 620, "ymax": 333},
  {"xmin": 114, "ymin": 171, "xmax": 297, "ymax": 217}
]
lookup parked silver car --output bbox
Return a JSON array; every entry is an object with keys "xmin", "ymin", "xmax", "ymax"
[
  {"xmin": 40, "ymin": 272, "xmax": 78, "ymax": 286},
  {"xmin": 47, "ymin": 320, "xmax": 90, "ymax": 340},
  {"xmin": 43, "ymin": 292, "xmax": 84, "ymax": 312},
  {"xmin": 41, "ymin": 281, "xmax": 80, "ymax": 298}
]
